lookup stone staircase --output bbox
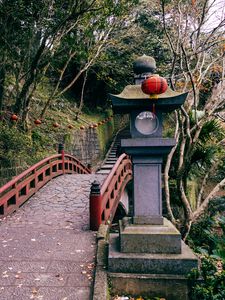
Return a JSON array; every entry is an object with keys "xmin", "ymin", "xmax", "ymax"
[{"xmin": 96, "ymin": 128, "xmax": 130, "ymax": 175}]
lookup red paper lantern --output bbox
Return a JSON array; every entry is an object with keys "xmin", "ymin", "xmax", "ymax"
[
  {"xmin": 89, "ymin": 125, "xmax": 94, "ymax": 129},
  {"xmin": 93, "ymin": 123, "xmax": 98, "ymax": 128},
  {"xmin": 53, "ymin": 122, "xmax": 60, "ymax": 128},
  {"xmin": 141, "ymin": 76, "xmax": 168, "ymax": 95},
  {"xmin": 34, "ymin": 119, "xmax": 42, "ymax": 125},
  {"xmin": 11, "ymin": 114, "xmax": 18, "ymax": 121},
  {"xmin": 80, "ymin": 125, "xmax": 85, "ymax": 130}
]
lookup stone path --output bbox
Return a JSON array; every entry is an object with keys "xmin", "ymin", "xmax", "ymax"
[{"xmin": 0, "ymin": 174, "xmax": 105, "ymax": 300}]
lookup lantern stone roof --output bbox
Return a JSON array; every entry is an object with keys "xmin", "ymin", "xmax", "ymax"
[
  {"xmin": 110, "ymin": 85, "xmax": 188, "ymax": 114},
  {"xmin": 133, "ymin": 55, "xmax": 156, "ymax": 75}
]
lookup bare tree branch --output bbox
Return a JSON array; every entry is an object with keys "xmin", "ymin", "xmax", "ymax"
[{"xmin": 193, "ymin": 178, "xmax": 225, "ymax": 222}]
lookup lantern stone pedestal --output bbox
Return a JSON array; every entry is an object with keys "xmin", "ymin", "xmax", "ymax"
[
  {"xmin": 108, "ymin": 219, "xmax": 198, "ymax": 300},
  {"xmin": 109, "ymin": 233, "xmax": 198, "ymax": 275},
  {"xmin": 108, "ymin": 217, "xmax": 198, "ymax": 299},
  {"xmin": 108, "ymin": 55, "xmax": 198, "ymax": 300},
  {"xmin": 119, "ymin": 217, "xmax": 181, "ymax": 254}
]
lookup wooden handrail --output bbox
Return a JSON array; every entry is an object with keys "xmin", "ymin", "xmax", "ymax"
[
  {"xmin": 90, "ymin": 154, "xmax": 132, "ymax": 230},
  {"xmin": 0, "ymin": 153, "xmax": 91, "ymax": 218},
  {"xmin": 101, "ymin": 153, "xmax": 128, "ymax": 194},
  {"xmin": 0, "ymin": 154, "xmax": 59, "ymax": 194}
]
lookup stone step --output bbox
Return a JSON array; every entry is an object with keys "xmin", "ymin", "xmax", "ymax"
[
  {"xmin": 108, "ymin": 234, "xmax": 198, "ymax": 275},
  {"xmin": 100, "ymin": 164, "xmax": 114, "ymax": 170},
  {"xmin": 104, "ymin": 162, "xmax": 116, "ymax": 166},
  {"xmin": 108, "ymin": 272, "xmax": 189, "ymax": 300},
  {"xmin": 106, "ymin": 157, "xmax": 117, "ymax": 161},
  {"xmin": 96, "ymin": 169, "xmax": 111, "ymax": 175},
  {"xmin": 105, "ymin": 161, "xmax": 116, "ymax": 165}
]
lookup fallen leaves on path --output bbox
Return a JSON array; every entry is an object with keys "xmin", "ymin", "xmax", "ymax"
[{"xmin": 112, "ymin": 297, "xmax": 166, "ymax": 300}]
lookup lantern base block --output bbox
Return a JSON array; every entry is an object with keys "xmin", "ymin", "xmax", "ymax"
[
  {"xmin": 119, "ymin": 217, "xmax": 181, "ymax": 254},
  {"xmin": 133, "ymin": 215, "xmax": 164, "ymax": 225}
]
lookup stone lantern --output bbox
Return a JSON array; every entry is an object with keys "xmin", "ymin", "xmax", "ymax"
[{"xmin": 108, "ymin": 55, "xmax": 198, "ymax": 300}]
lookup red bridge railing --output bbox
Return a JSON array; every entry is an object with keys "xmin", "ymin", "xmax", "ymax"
[
  {"xmin": 90, "ymin": 154, "xmax": 132, "ymax": 230},
  {"xmin": 0, "ymin": 152, "xmax": 91, "ymax": 219}
]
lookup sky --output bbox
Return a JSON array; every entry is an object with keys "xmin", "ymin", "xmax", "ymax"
[{"xmin": 204, "ymin": 0, "xmax": 225, "ymax": 31}]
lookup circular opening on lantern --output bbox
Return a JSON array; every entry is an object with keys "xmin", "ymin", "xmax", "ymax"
[{"xmin": 135, "ymin": 111, "xmax": 158, "ymax": 135}]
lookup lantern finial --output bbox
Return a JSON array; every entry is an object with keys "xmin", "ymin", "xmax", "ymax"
[
  {"xmin": 133, "ymin": 55, "xmax": 156, "ymax": 85},
  {"xmin": 133, "ymin": 55, "xmax": 156, "ymax": 75}
]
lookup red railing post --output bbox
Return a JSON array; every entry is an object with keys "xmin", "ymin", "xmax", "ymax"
[
  {"xmin": 90, "ymin": 180, "xmax": 102, "ymax": 231},
  {"xmin": 58, "ymin": 143, "xmax": 65, "ymax": 174},
  {"xmin": 87, "ymin": 163, "xmax": 92, "ymax": 173}
]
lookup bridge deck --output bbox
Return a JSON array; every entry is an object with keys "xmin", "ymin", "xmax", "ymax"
[{"xmin": 0, "ymin": 174, "xmax": 105, "ymax": 300}]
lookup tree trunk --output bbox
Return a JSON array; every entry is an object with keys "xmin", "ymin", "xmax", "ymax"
[
  {"xmin": 164, "ymin": 111, "xmax": 179, "ymax": 224},
  {"xmin": 0, "ymin": 66, "xmax": 5, "ymax": 112},
  {"xmin": 192, "ymin": 178, "xmax": 225, "ymax": 223},
  {"xmin": 21, "ymin": 83, "xmax": 37, "ymax": 131},
  {"xmin": 178, "ymin": 178, "xmax": 193, "ymax": 236},
  {"xmin": 75, "ymin": 71, "xmax": 88, "ymax": 120},
  {"xmin": 14, "ymin": 38, "xmax": 46, "ymax": 114}
]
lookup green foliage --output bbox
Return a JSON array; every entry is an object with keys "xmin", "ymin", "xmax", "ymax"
[
  {"xmin": 188, "ymin": 197, "xmax": 225, "ymax": 253},
  {"xmin": 170, "ymin": 116, "xmax": 224, "ymax": 185},
  {"xmin": 188, "ymin": 198, "xmax": 225, "ymax": 299},
  {"xmin": 0, "ymin": 122, "xmax": 32, "ymax": 168},
  {"xmin": 190, "ymin": 143, "xmax": 217, "ymax": 173},
  {"xmin": 0, "ymin": 0, "xmax": 140, "ymax": 118},
  {"xmin": 0, "ymin": 121, "xmax": 54, "ymax": 169},
  {"xmin": 214, "ymin": 159, "xmax": 225, "ymax": 182},
  {"xmin": 210, "ymin": 217, "xmax": 225, "ymax": 261},
  {"xmin": 198, "ymin": 120, "xmax": 223, "ymax": 143},
  {"xmin": 86, "ymin": 2, "xmax": 169, "ymax": 107},
  {"xmin": 189, "ymin": 257, "xmax": 225, "ymax": 300}
]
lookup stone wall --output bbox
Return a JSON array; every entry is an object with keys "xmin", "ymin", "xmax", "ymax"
[
  {"xmin": 66, "ymin": 115, "xmax": 129, "ymax": 167},
  {"xmin": 68, "ymin": 128, "xmax": 101, "ymax": 166}
]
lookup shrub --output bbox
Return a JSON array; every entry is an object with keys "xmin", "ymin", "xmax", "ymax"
[{"xmin": 189, "ymin": 257, "xmax": 225, "ymax": 300}]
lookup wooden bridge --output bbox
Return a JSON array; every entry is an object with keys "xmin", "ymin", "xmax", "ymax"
[{"xmin": 0, "ymin": 136, "xmax": 132, "ymax": 300}]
